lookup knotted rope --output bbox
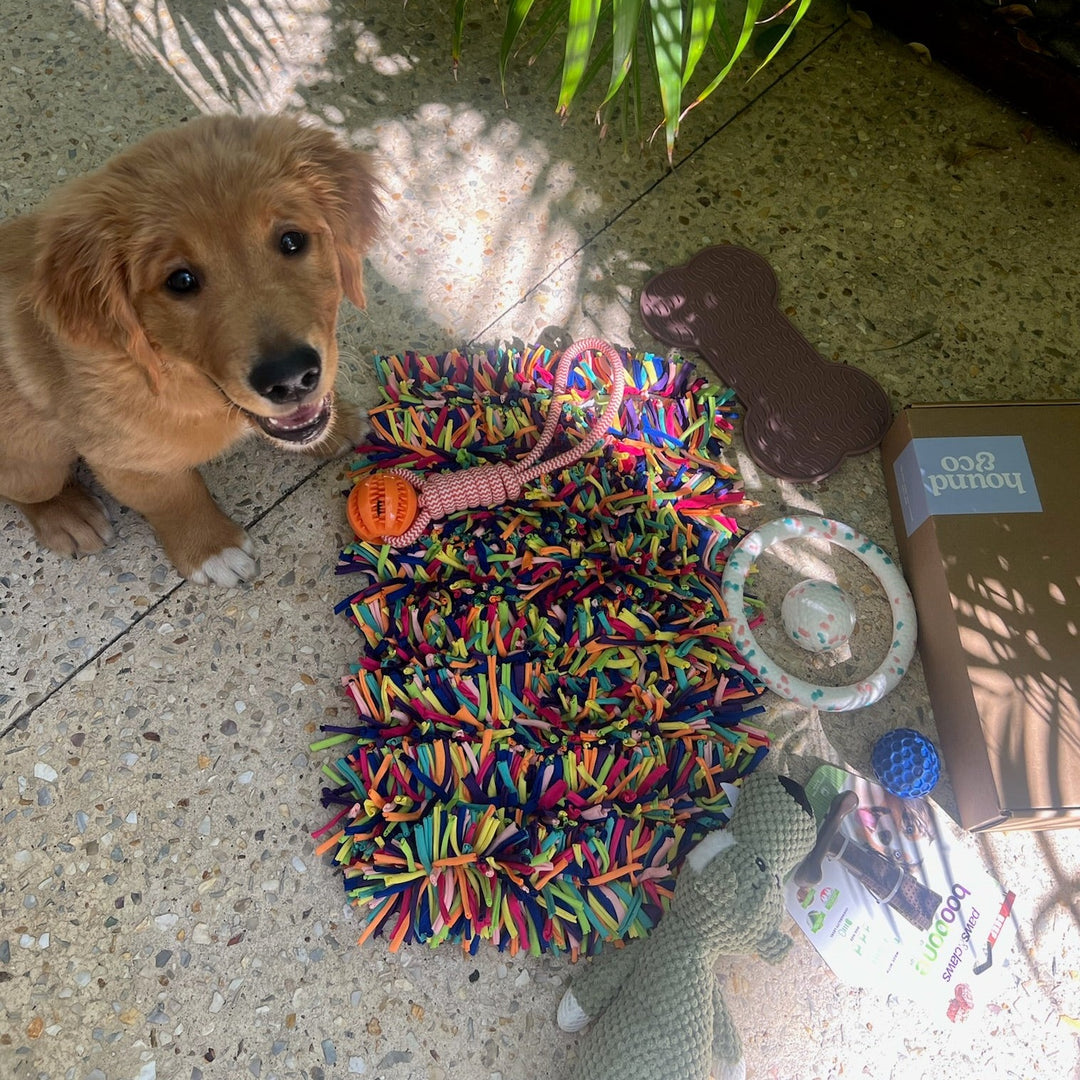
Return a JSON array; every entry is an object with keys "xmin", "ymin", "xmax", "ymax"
[{"xmin": 382, "ymin": 338, "xmax": 625, "ymax": 547}]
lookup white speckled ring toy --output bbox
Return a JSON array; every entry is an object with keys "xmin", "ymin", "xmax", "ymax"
[{"xmin": 720, "ymin": 516, "xmax": 917, "ymax": 711}]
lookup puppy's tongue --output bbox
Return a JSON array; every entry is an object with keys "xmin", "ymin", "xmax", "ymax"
[
  {"xmin": 255, "ymin": 395, "xmax": 332, "ymax": 444},
  {"xmin": 264, "ymin": 401, "xmax": 323, "ymax": 431}
]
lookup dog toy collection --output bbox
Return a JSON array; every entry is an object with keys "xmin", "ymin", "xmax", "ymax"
[
  {"xmin": 311, "ymin": 287, "xmax": 929, "ymax": 1075},
  {"xmin": 314, "ymin": 343, "xmax": 771, "ymax": 956}
]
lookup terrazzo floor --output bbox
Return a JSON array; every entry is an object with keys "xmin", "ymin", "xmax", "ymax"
[{"xmin": 2, "ymin": 2, "xmax": 1080, "ymax": 1079}]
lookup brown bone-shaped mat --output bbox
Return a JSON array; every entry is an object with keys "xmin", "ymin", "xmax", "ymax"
[{"xmin": 640, "ymin": 245, "xmax": 892, "ymax": 482}]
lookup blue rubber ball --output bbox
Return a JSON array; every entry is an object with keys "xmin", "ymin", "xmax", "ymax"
[{"xmin": 871, "ymin": 728, "xmax": 940, "ymax": 798}]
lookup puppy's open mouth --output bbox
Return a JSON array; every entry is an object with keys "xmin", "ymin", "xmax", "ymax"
[{"xmin": 254, "ymin": 395, "xmax": 332, "ymax": 445}]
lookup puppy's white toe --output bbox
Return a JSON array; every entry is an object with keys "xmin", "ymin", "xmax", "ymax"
[
  {"xmin": 188, "ymin": 536, "xmax": 257, "ymax": 586},
  {"xmin": 557, "ymin": 989, "xmax": 592, "ymax": 1033}
]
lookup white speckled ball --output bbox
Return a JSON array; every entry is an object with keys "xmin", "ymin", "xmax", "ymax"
[{"xmin": 781, "ymin": 579, "xmax": 857, "ymax": 653}]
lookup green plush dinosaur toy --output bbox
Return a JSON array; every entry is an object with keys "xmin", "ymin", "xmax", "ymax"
[{"xmin": 557, "ymin": 771, "xmax": 818, "ymax": 1080}]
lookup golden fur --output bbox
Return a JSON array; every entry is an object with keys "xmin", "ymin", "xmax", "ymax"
[{"xmin": 0, "ymin": 113, "xmax": 380, "ymax": 584}]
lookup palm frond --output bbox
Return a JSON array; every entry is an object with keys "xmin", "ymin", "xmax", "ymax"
[
  {"xmin": 466, "ymin": 1, "xmax": 814, "ymax": 158},
  {"xmin": 647, "ymin": 0, "xmax": 684, "ymax": 161},
  {"xmin": 557, "ymin": 0, "xmax": 603, "ymax": 115}
]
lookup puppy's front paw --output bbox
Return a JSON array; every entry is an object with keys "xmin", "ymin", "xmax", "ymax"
[
  {"xmin": 186, "ymin": 534, "xmax": 258, "ymax": 587},
  {"xmin": 23, "ymin": 485, "xmax": 115, "ymax": 557}
]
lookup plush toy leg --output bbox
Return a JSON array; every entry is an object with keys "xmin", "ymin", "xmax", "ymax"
[
  {"xmin": 711, "ymin": 980, "xmax": 746, "ymax": 1080},
  {"xmin": 558, "ymin": 939, "xmax": 643, "ymax": 1029},
  {"xmin": 756, "ymin": 928, "xmax": 795, "ymax": 965}
]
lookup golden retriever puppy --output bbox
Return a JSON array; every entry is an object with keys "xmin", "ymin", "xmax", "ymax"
[{"xmin": 0, "ymin": 113, "xmax": 380, "ymax": 585}]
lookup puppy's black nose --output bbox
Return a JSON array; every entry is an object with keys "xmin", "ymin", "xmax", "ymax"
[{"xmin": 249, "ymin": 345, "xmax": 321, "ymax": 404}]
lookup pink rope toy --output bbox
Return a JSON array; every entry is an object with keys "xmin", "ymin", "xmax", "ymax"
[{"xmin": 347, "ymin": 338, "xmax": 626, "ymax": 548}]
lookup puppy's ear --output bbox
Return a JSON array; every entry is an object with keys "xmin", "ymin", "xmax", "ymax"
[
  {"xmin": 291, "ymin": 124, "xmax": 382, "ymax": 309},
  {"xmin": 32, "ymin": 193, "xmax": 162, "ymax": 392}
]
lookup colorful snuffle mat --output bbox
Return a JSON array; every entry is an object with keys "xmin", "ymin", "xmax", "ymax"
[{"xmin": 312, "ymin": 342, "xmax": 769, "ymax": 957}]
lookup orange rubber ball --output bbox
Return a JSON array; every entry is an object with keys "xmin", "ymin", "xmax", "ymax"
[{"xmin": 348, "ymin": 473, "xmax": 419, "ymax": 542}]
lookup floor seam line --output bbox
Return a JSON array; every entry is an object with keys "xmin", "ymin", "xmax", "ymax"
[{"xmin": 1, "ymin": 456, "xmax": 332, "ymax": 737}]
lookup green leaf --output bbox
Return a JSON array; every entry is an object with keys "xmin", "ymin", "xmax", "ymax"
[
  {"xmin": 749, "ymin": 0, "xmax": 813, "ymax": 77},
  {"xmin": 648, "ymin": 0, "xmax": 684, "ymax": 161},
  {"xmin": 488, "ymin": 0, "xmax": 818, "ymax": 159},
  {"xmin": 557, "ymin": 0, "xmax": 602, "ymax": 116},
  {"xmin": 452, "ymin": 0, "xmax": 469, "ymax": 66},
  {"xmin": 582, "ymin": 29, "xmax": 615, "ymax": 97},
  {"xmin": 627, "ymin": 34, "xmax": 645, "ymax": 143},
  {"xmin": 499, "ymin": 0, "xmax": 539, "ymax": 95},
  {"xmin": 527, "ymin": 0, "xmax": 576, "ymax": 67},
  {"xmin": 684, "ymin": 0, "xmax": 718, "ymax": 88},
  {"xmin": 712, "ymin": 3, "xmax": 735, "ymax": 54},
  {"xmin": 681, "ymin": 0, "xmax": 764, "ymax": 121},
  {"xmin": 598, "ymin": 0, "xmax": 645, "ymax": 112}
]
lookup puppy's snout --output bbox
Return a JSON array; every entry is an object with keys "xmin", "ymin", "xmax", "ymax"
[{"xmin": 249, "ymin": 344, "xmax": 322, "ymax": 405}]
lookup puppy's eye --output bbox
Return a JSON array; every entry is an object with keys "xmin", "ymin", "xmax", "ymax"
[
  {"xmin": 755, "ymin": 856, "xmax": 768, "ymax": 873},
  {"xmin": 165, "ymin": 268, "xmax": 200, "ymax": 294},
  {"xmin": 280, "ymin": 231, "xmax": 307, "ymax": 256}
]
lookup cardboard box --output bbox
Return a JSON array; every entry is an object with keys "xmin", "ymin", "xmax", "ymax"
[{"xmin": 881, "ymin": 402, "xmax": 1080, "ymax": 831}]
